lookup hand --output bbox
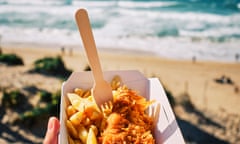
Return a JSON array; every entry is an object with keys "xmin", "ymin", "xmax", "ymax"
[{"xmin": 43, "ymin": 117, "xmax": 60, "ymax": 144}]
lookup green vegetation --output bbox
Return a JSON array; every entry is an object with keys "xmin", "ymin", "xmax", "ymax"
[
  {"xmin": 1, "ymin": 88, "xmax": 60, "ymax": 125},
  {"xmin": 2, "ymin": 90, "xmax": 25, "ymax": 108},
  {"xmin": 32, "ymin": 56, "xmax": 72, "ymax": 79},
  {"xmin": 39, "ymin": 90, "xmax": 52, "ymax": 102},
  {"xmin": 0, "ymin": 53, "xmax": 24, "ymax": 66},
  {"xmin": 19, "ymin": 90, "xmax": 60, "ymax": 123}
]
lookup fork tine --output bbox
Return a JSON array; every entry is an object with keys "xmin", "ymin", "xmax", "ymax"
[
  {"xmin": 105, "ymin": 102, "xmax": 109, "ymax": 109},
  {"xmin": 108, "ymin": 101, "xmax": 113, "ymax": 109},
  {"xmin": 101, "ymin": 101, "xmax": 113, "ymax": 117}
]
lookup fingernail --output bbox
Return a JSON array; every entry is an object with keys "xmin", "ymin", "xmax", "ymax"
[{"xmin": 48, "ymin": 117, "xmax": 54, "ymax": 130}]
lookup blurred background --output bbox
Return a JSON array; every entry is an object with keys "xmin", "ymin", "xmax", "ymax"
[
  {"xmin": 0, "ymin": 0, "xmax": 240, "ymax": 144},
  {"xmin": 1, "ymin": 0, "xmax": 240, "ymax": 61}
]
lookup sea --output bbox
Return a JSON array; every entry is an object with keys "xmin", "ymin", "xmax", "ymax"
[{"xmin": 0, "ymin": 0, "xmax": 240, "ymax": 62}]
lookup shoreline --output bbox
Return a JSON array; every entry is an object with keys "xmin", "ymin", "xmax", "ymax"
[{"xmin": 2, "ymin": 42, "xmax": 240, "ymax": 64}]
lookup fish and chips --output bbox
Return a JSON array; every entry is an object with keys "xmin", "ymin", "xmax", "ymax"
[{"xmin": 65, "ymin": 76, "xmax": 155, "ymax": 144}]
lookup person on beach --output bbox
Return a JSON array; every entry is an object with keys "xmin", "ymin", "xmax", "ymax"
[
  {"xmin": 0, "ymin": 35, "xmax": 2, "ymax": 55},
  {"xmin": 43, "ymin": 117, "xmax": 60, "ymax": 144},
  {"xmin": 235, "ymin": 53, "xmax": 239, "ymax": 62},
  {"xmin": 61, "ymin": 46, "xmax": 65, "ymax": 56}
]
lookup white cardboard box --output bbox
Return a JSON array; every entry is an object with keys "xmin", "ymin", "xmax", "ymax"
[{"xmin": 59, "ymin": 70, "xmax": 185, "ymax": 144}]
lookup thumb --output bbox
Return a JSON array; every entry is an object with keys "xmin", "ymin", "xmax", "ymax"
[{"xmin": 43, "ymin": 117, "xmax": 60, "ymax": 144}]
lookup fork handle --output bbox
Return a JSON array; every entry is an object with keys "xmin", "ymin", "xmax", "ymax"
[{"xmin": 75, "ymin": 9, "xmax": 104, "ymax": 83}]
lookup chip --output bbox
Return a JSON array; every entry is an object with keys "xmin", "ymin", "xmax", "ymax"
[{"xmin": 65, "ymin": 75, "xmax": 155, "ymax": 144}]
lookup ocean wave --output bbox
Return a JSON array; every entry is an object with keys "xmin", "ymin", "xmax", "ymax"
[
  {"xmin": 73, "ymin": 1, "xmax": 116, "ymax": 8},
  {"xmin": 0, "ymin": 26, "xmax": 80, "ymax": 45},
  {"xmin": 1, "ymin": 25, "xmax": 240, "ymax": 62},
  {"xmin": 0, "ymin": 4, "xmax": 76, "ymax": 15},
  {"xmin": 159, "ymin": 0, "xmax": 240, "ymax": 15},
  {"xmin": 179, "ymin": 27, "xmax": 240, "ymax": 41},
  {"xmin": 0, "ymin": 0, "xmax": 240, "ymax": 62},
  {"xmin": 117, "ymin": 1, "xmax": 178, "ymax": 8},
  {"xmin": 0, "ymin": 0, "xmax": 63, "ymax": 6}
]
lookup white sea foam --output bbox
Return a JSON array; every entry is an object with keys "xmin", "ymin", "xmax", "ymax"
[
  {"xmin": 0, "ymin": 0, "xmax": 240, "ymax": 62},
  {"xmin": 73, "ymin": 1, "xmax": 116, "ymax": 7},
  {"xmin": 180, "ymin": 27, "xmax": 240, "ymax": 38},
  {"xmin": 117, "ymin": 1, "xmax": 178, "ymax": 8},
  {"xmin": 2, "ymin": 0, "xmax": 62, "ymax": 6},
  {"xmin": 1, "ymin": 24, "xmax": 240, "ymax": 62}
]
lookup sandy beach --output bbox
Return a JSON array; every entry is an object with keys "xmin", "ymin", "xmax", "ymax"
[
  {"xmin": 1, "ymin": 44, "xmax": 240, "ymax": 143},
  {"xmin": 2, "ymin": 44, "xmax": 240, "ymax": 113}
]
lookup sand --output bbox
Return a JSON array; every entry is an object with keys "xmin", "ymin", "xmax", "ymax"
[
  {"xmin": 1, "ymin": 43, "xmax": 240, "ymax": 143},
  {"xmin": 2, "ymin": 44, "xmax": 240, "ymax": 114}
]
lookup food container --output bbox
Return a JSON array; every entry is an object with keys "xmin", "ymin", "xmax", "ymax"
[{"xmin": 59, "ymin": 70, "xmax": 185, "ymax": 144}]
